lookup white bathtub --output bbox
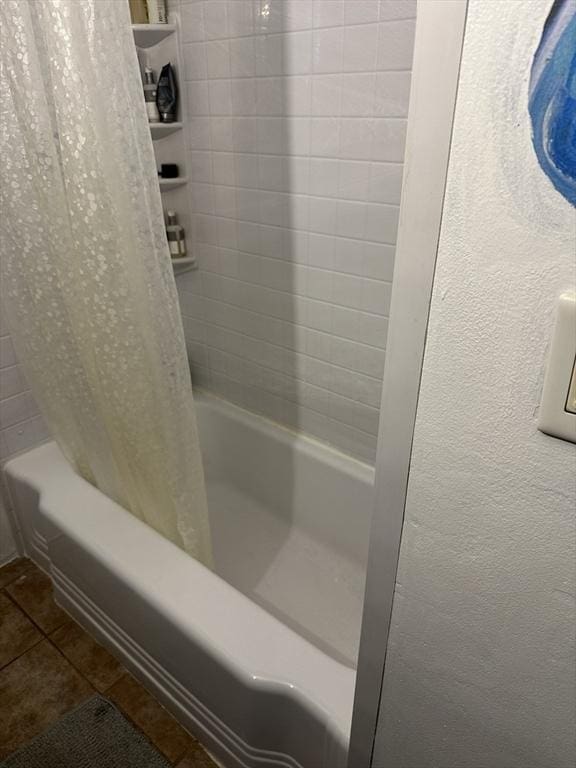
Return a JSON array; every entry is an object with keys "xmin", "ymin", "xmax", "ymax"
[{"xmin": 5, "ymin": 393, "xmax": 374, "ymax": 768}]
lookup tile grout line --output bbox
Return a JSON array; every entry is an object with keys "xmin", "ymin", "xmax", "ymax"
[
  {"xmin": 0, "ymin": 559, "xmax": 35, "ymax": 589},
  {"xmin": 2, "ymin": 581, "xmax": 52, "ymax": 638},
  {"xmin": 4, "ymin": 583, "xmax": 69, "ymax": 639},
  {"xmin": 0, "ymin": 588, "xmax": 45, "ymax": 671},
  {"xmin": 42, "ymin": 632, "xmax": 193, "ymax": 766},
  {"xmin": 3, "ymin": 579, "xmax": 98, "ymax": 690},
  {"xmin": 102, "ymin": 675, "xmax": 191, "ymax": 766}
]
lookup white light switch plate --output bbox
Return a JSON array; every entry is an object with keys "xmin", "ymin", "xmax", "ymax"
[{"xmin": 538, "ymin": 292, "xmax": 576, "ymax": 443}]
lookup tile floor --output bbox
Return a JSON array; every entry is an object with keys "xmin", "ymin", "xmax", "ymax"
[{"xmin": 0, "ymin": 557, "xmax": 219, "ymax": 767}]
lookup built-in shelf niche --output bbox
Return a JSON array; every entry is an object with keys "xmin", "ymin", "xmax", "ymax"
[
  {"xmin": 131, "ymin": 18, "xmax": 193, "ymax": 272},
  {"xmin": 131, "ymin": 24, "xmax": 176, "ymax": 48},
  {"xmin": 150, "ymin": 122, "xmax": 183, "ymax": 140},
  {"xmin": 159, "ymin": 177, "xmax": 188, "ymax": 191},
  {"xmin": 170, "ymin": 255, "xmax": 195, "ymax": 266}
]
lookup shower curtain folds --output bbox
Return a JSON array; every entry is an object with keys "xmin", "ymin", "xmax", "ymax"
[{"xmin": 0, "ymin": 0, "xmax": 212, "ymax": 566}]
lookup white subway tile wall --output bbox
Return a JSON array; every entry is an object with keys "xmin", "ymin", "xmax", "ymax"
[
  {"xmin": 0, "ymin": 312, "xmax": 49, "ymax": 463},
  {"xmin": 173, "ymin": 0, "xmax": 416, "ymax": 463}
]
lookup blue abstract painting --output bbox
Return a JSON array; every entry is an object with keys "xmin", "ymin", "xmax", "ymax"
[{"xmin": 529, "ymin": 0, "xmax": 576, "ymax": 206}]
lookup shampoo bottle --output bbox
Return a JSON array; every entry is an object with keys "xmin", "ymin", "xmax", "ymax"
[
  {"xmin": 143, "ymin": 67, "xmax": 160, "ymax": 123},
  {"xmin": 147, "ymin": 0, "xmax": 168, "ymax": 24},
  {"xmin": 166, "ymin": 211, "xmax": 186, "ymax": 259},
  {"xmin": 129, "ymin": 0, "xmax": 148, "ymax": 23},
  {"xmin": 156, "ymin": 63, "xmax": 178, "ymax": 123}
]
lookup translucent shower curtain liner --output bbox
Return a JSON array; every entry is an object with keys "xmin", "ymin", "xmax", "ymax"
[{"xmin": 0, "ymin": 0, "xmax": 212, "ymax": 566}]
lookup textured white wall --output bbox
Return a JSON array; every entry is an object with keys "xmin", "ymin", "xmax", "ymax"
[
  {"xmin": 171, "ymin": 0, "xmax": 417, "ymax": 462},
  {"xmin": 374, "ymin": 1, "xmax": 576, "ymax": 766}
]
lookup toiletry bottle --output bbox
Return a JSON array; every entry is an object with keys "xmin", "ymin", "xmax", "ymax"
[
  {"xmin": 143, "ymin": 67, "xmax": 160, "ymax": 123},
  {"xmin": 159, "ymin": 164, "xmax": 179, "ymax": 179},
  {"xmin": 166, "ymin": 211, "xmax": 186, "ymax": 258},
  {"xmin": 129, "ymin": 0, "xmax": 148, "ymax": 24},
  {"xmin": 146, "ymin": 0, "xmax": 168, "ymax": 24},
  {"xmin": 156, "ymin": 63, "xmax": 178, "ymax": 123}
]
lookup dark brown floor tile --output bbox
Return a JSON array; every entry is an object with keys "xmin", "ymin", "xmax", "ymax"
[
  {"xmin": 176, "ymin": 741, "xmax": 220, "ymax": 768},
  {"xmin": 49, "ymin": 620, "xmax": 124, "ymax": 692},
  {"xmin": 0, "ymin": 557, "xmax": 34, "ymax": 589},
  {"xmin": 5, "ymin": 565, "xmax": 67, "ymax": 634},
  {"xmin": 0, "ymin": 638, "xmax": 93, "ymax": 759},
  {"xmin": 107, "ymin": 673, "xmax": 193, "ymax": 763},
  {"xmin": 0, "ymin": 591, "xmax": 42, "ymax": 668}
]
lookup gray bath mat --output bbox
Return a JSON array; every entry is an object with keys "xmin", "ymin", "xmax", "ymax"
[{"xmin": 2, "ymin": 695, "xmax": 171, "ymax": 768}]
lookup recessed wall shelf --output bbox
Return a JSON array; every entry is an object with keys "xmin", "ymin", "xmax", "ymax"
[
  {"xmin": 171, "ymin": 256, "xmax": 196, "ymax": 274},
  {"xmin": 132, "ymin": 18, "xmax": 191, "ymax": 273},
  {"xmin": 171, "ymin": 256, "xmax": 196, "ymax": 266},
  {"xmin": 150, "ymin": 122, "xmax": 183, "ymax": 139},
  {"xmin": 159, "ymin": 177, "xmax": 188, "ymax": 191},
  {"xmin": 132, "ymin": 24, "xmax": 176, "ymax": 48}
]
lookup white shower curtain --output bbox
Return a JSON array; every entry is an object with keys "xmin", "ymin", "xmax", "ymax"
[{"xmin": 0, "ymin": 0, "xmax": 212, "ymax": 566}]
